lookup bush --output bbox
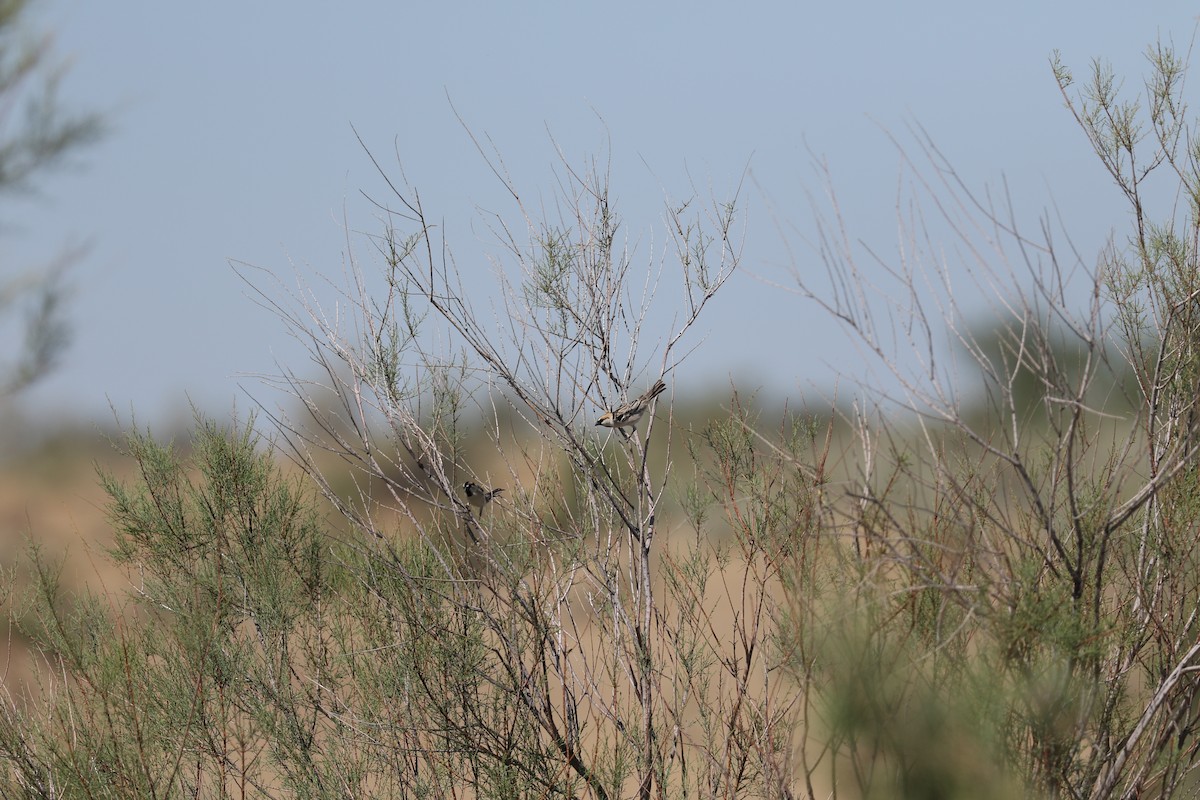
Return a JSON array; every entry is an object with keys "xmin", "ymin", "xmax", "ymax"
[{"xmin": 6, "ymin": 37, "xmax": 1200, "ymax": 800}]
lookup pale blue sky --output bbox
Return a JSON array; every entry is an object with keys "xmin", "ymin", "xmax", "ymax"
[{"xmin": 6, "ymin": 2, "xmax": 1196, "ymax": 429}]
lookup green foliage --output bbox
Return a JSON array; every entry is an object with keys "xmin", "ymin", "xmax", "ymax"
[
  {"xmin": 0, "ymin": 416, "xmax": 335, "ymax": 797},
  {"xmin": 0, "ymin": 0, "xmax": 103, "ymax": 398}
]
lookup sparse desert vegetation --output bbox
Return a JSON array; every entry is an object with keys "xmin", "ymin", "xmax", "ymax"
[{"xmin": 5, "ymin": 27, "xmax": 1200, "ymax": 800}]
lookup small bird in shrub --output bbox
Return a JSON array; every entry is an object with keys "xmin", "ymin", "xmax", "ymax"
[
  {"xmin": 596, "ymin": 379, "xmax": 666, "ymax": 430},
  {"xmin": 463, "ymin": 481, "xmax": 503, "ymax": 511}
]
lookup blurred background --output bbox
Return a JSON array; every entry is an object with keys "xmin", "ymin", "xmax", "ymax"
[{"xmin": 8, "ymin": 2, "xmax": 1192, "ymax": 426}]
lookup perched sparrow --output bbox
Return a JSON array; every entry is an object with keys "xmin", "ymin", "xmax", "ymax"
[
  {"xmin": 596, "ymin": 379, "xmax": 667, "ymax": 430},
  {"xmin": 463, "ymin": 481, "xmax": 504, "ymax": 511}
]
